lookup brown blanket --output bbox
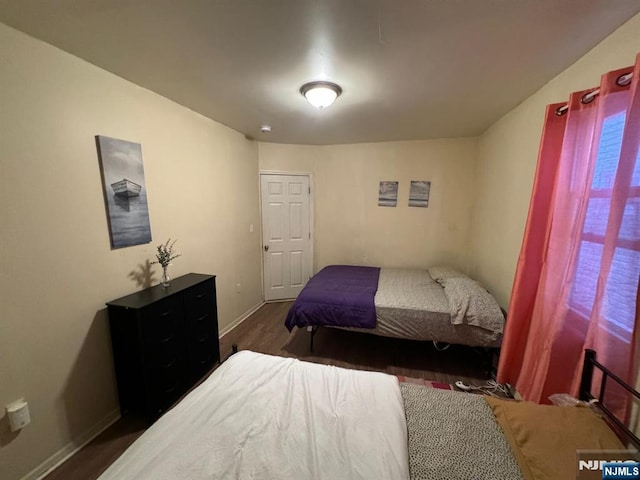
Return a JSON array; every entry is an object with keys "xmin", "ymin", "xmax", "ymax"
[{"xmin": 485, "ymin": 397, "xmax": 624, "ymax": 480}]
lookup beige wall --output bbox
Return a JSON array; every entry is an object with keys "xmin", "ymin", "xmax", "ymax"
[
  {"xmin": 0, "ymin": 23, "xmax": 262, "ymax": 480},
  {"xmin": 469, "ymin": 13, "xmax": 640, "ymax": 308},
  {"xmin": 259, "ymin": 139, "xmax": 477, "ymax": 272}
]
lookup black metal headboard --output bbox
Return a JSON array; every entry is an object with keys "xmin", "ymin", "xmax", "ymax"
[{"xmin": 579, "ymin": 348, "xmax": 640, "ymax": 448}]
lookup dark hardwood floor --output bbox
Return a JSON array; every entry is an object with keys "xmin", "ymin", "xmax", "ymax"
[{"xmin": 44, "ymin": 301, "xmax": 492, "ymax": 479}]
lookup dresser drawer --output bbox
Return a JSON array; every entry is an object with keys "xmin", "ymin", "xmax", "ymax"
[
  {"xmin": 184, "ymin": 279, "xmax": 215, "ymax": 319},
  {"xmin": 141, "ymin": 296, "xmax": 184, "ymax": 346},
  {"xmin": 188, "ymin": 311, "xmax": 214, "ymax": 341},
  {"xmin": 147, "ymin": 356, "xmax": 188, "ymax": 416},
  {"xmin": 186, "ymin": 308, "xmax": 219, "ymax": 364},
  {"xmin": 188, "ymin": 334, "xmax": 218, "ymax": 381},
  {"xmin": 145, "ymin": 337, "xmax": 185, "ymax": 370}
]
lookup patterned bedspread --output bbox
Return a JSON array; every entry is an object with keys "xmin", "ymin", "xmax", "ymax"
[
  {"xmin": 364, "ymin": 268, "xmax": 502, "ymax": 347},
  {"xmin": 400, "ymin": 384, "xmax": 523, "ymax": 480}
]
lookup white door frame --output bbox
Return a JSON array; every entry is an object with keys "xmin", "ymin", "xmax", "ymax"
[{"xmin": 259, "ymin": 171, "xmax": 314, "ymax": 301}]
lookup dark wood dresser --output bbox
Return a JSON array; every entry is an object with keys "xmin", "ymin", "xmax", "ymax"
[{"xmin": 106, "ymin": 273, "xmax": 219, "ymax": 421}]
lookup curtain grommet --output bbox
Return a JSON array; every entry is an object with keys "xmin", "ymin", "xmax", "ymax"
[
  {"xmin": 616, "ymin": 73, "xmax": 633, "ymax": 87},
  {"xmin": 581, "ymin": 92, "xmax": 596, "ymax": 105},
  {"xmin": 555, "ymin": 105, "xmax": 567, "ymax": 116}
]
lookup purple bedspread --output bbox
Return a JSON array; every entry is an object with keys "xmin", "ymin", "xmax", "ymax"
[{"xmin": 284, "ymin": 265, "xmax": 381, "ymax": 331}]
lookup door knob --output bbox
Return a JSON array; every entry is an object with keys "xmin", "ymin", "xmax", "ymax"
[{"xmin": 264, "ymin": 245, "xmax": 269, "ymax": 252}]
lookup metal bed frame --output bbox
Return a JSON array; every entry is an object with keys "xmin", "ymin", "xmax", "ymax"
[{"xmin": 579, "ymin": 348, "xmax": 640, "ymax": 449}]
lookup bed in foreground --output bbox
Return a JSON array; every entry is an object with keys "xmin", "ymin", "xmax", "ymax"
[
  {"xmin": 98, "ymin": 349, "xmax": 635, "ymax": 480},
  {"xmin": 285, "ymin": 265, "xmax": 505, "ymax": 349}
]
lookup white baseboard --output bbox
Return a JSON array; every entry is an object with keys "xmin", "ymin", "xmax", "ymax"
[
  {"xmin": 219, "ymin": 301, "xmax": 264, "ymax": 338},
  {"xmin": 27, "ymin": 408, "xmax": 121, "ymax": 480}
]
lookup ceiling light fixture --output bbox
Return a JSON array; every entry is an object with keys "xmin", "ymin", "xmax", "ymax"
[{"xmin": 300, "ymin": 81, "xmax": 342, "ymax": 109}]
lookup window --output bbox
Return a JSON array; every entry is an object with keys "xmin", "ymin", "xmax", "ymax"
[{"xmin": 569, "ymin": 111, "xmax": 640, "ymax": 342}]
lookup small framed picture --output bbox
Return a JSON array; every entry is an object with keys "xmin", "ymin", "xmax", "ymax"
[
  {"xmin": 409, "ymin": 180, "xmax": 430, "ymax": 207},
  {"xmin": 378, "ymin": 181, "xmax": 398, "ymax": 207}
]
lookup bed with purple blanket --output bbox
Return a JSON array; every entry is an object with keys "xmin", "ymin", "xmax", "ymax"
[{"xmin": 285, "ymin": 265, "xmax": 505, "ymax": 348}]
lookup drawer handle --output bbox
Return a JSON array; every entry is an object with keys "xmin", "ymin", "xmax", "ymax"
[
  {"xmin": 163, "ymin": 357, "xmax": 177, "ymax": 368},
  {"xmin": 199, "ymin": 354, "xmax": 212, "ymax": 364},
  {"xmin": 160, "ymin": 311, "xmax": 171, "ymax": 317},
  {"xmin": 164, "ymin": 382, "xmax": 179, "ymax": 394},
  {"xmin": 160, "ymin": 332, "xmax": 175, "ymax": 343},
  {"xmin": 195, "ymin": 314, "xmax": 208, "ymax": 323},
  {"xmin": 197, "ymin": 334, "xmax": 210, "ymax": 343},
  {"xmin": 194, "ymin": 293, "xmax": 206, "ymax": 299}
]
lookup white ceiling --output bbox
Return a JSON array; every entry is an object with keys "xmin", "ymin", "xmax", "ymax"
[{"xmin": 1, "ymin": 1, "xmax": 639, "ymax": 145}]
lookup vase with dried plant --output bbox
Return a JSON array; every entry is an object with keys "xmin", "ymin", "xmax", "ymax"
[{"xmin": 151, "ymin": 239, "xmax": 182, "ymax": 287}]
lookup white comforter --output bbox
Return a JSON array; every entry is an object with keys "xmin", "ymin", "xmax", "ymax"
[{"xmin": 99, "ymin": 351, "xmax": 410, "ymax": 480}]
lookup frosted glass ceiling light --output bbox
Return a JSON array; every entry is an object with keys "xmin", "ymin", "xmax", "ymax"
[{"xmin": 300, "ymin": 81, "xmax": 342, "ymax": 109}]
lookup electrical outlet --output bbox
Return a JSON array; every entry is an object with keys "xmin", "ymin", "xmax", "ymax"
[
  {"xmin": 6, "ymin": 400, "xmax": 30, "ymax": 431},
  {"xmin": 235, "ymin": 283, "xmax": 241, "ymax": 293}
]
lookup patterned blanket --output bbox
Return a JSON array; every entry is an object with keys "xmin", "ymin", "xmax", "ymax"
[{"xmin": 400, "ymin": 384, "xmax": 523, "ymax": 480}]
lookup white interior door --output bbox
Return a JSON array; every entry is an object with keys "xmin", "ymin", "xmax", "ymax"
[{"xmin": 260, "ymin": 174, "xmax": 312, "ymax": 301}]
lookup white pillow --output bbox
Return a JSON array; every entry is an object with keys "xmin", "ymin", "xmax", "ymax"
[{"xmin": 427, "ymin": 266, "xmax": 467, "ymax": 283}]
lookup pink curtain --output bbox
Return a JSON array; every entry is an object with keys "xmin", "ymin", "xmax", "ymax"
[{"xmin": 498, "ymin": 54, "xmax": 640, "ymax": 417}]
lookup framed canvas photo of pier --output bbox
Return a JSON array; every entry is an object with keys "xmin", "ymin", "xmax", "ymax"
[
  {"xmin": 96, "ymin": 135, "xmax": 152, "ymax": 249},
  {"xmin": 408, "ymin": 180, "xmax": 430, "ymax": 207},
  {"xmin": 378, "ymin": 181, "xmax": 399, "ymax": 207}
]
